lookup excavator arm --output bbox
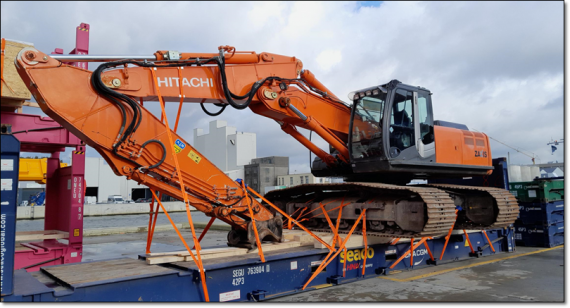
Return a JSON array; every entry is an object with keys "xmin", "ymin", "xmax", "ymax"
[
  {"xmin": 14, "ymin": 45, "xmax": 354, "ymax": 248},
  {"xmin": 14, "ymin": 45, "xmax": 519, "ymax": 245}
]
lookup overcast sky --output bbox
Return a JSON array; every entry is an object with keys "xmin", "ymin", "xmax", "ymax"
[{"xmin": 1, "ymin": 1, "xmax": 564, "ymax": 173}]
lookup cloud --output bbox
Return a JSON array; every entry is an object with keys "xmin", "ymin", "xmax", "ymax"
[
  {"xmin": 2, "ymin": 1, "xmax": 563, "ymax": 173},
  {"xmin": 316, "ymin": 49, "xmax": 342, "ymax": 73}
]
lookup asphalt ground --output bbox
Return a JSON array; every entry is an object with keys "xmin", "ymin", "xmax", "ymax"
[
  {"xmin": 16, "ymin": 211, "xmax": 217, "ymax": 232},
  {"xmin": 270, "ymin": 245, "xmax": 564, "ymax": 302}
]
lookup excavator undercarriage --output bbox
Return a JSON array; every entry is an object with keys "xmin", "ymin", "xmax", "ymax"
[{"xmin": 264, "ymin": 182, "xmax": 519, "ymax": 238}]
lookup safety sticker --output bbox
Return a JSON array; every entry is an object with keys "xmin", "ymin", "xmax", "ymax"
[
  {"xmin": 188, "ymin": 150, "xmax": 202, "ymax": 164},
  {"xmin": 1, "ymin": 178, "xmax": 13, "ymax": 191},
  {"xmin": 173, "ymin": 139, "xmax": 186, "ymax": 154},
  {"xmin": 1, "ymin": 159, "xmax": 13, "ymax": 171},
  {"xmin": 290, "ymin": 261, "xmax": 298, "ymax": 270},
  {"xmin": 219, "ymin": 290, "xmax": 240, "ymax": 302},
  {"xmin": 74, "ymin": 228, "xmax": 80, "ymax": 236}
]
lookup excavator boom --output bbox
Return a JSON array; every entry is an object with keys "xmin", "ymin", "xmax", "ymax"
[{"xmin": 13, "ymin": 45, "xmax": 518, "ymax": 246}]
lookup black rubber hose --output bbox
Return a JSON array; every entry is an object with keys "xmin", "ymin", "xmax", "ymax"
[
  {"xmin": 140, "ymin": 139, "xmax": 167, "ymax": 169},
  {"xmin": 91, "ymin": 65, "xmax": 128, "ymax": 145},
  {"xmin": 200, "ymin": 102, "xmax": 227, "ymax": 116}
]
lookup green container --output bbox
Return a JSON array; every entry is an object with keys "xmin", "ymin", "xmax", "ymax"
[{"xmin": 509, "ymin": 178, "xmax": 564, "ymax": 203}]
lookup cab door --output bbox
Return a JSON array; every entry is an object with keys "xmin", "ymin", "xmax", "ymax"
[
  {"xmin": 413, "ymin": 90, "xmax": 435, "ymax": 158},
  {"xmin": 386, "ymin": 86, "xmax": 435, "ymax": 161}
]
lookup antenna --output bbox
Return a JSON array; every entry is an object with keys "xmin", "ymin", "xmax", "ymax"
[{"xmin": 472, "ymin": 129, "xmax": 539, "ymax": 164}]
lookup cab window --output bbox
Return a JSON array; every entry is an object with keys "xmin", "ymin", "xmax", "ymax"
[
  {"xmin": 351, "ymin": 92, "xmax": 386, "ymax": 160},
  {"xmin": 389, "ymin": 89, "xmax": 415, "ymax": 154},
  {"xmin": 417, "ymin": 91, "xmax": 434, "ymax": 144}
]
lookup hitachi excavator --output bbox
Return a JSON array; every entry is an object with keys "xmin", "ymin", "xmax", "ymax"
[{"xmin": 12, "ymin": 45, "xmax": 518, "ymax": 248}]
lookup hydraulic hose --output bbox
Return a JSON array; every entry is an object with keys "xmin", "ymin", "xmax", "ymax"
[{"xmin": 201, "ymin": 102, "xmax": 227, "ymax": 116}]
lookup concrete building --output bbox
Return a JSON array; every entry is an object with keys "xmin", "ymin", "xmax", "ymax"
[
  {"xmin": 537, "ymin": 162, "xmax": 564, "ymax": 178},
  {"xmin": 244, "ymin": 156, "xmax": 289, "ymax": 194},
  {"xmin": 540, "ymin": 167, "xmax": 564, "ymax": 178},
  {"xmin": 84, "ymin": 157, "xmax": 155, "ymax": 203},
  {"xmin": 194, "ymin": 120, "xmax": 256, "ymax": 180},
  {"xmin": 277, "ymin": 173, "xmax": 341, "ymax": 188},
  {"xmin": 17, "ymin": 182, "xmax": 45, "ymax": 206},
  {"xmin": 81, "ymin": 120, "xmax": 257, "ymax": 203}
]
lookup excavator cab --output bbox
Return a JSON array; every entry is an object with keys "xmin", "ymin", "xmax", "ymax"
[{"xmin": 346, "ymin": 80, "xmax": 491, "ymax": 183}]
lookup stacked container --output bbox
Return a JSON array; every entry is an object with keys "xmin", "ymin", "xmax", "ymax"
[{"xmin": 510, "ymin": 177, "xmax": 564, "ymax": 247}]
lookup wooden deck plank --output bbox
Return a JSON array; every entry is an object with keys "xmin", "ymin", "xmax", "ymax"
[
  {"xmin": 16, "ymin": 230, "xmax": 69, "ymax": 241},
  {"xmin": 42, "ymin": 259, "xmax": 175, "ymax": 286}
]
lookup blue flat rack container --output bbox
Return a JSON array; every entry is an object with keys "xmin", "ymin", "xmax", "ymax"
[
  {"xmin": 3, "ymin": 228, "xmax": 515, "ymax": 302},
  {"xmin": 514, "ymin": 221, "xmax": 564, "ymax": 248},
  {"xmin": 518, "ymin": 200, "xmax": 564, "ymax": 226},
  {"xmin": 1, "ymin": 134, "xmax": 20, "ymax": 296}
]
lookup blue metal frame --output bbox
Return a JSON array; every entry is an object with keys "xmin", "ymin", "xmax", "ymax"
[
  {"xmin": 514, "ymin": 221, "xmax": 564, "ymax": 248},
  {"xmin": 3, "ymin": 227, "xmax": 514, "ymax": 302},
  {"xmin": 518, "ymin": 200, "xmax": 564, "ymax": 225},
  {"xmin": 1, "ymin": 134, "xmax": 20, "ymax": 296}
]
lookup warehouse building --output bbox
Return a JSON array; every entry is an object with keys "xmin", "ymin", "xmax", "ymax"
[
  {"xmin": 194, "ymin": 120, "xmax": 256, "ymax": 180},
  {"xmin": 83, "ymin": 120, "xmax": 258, "ymax": 202},
  {"xmin": 84, "ymin": 157, "xmax": 154, "ymax": 203},
  {"xmin": 277, "ymin": 172, "xmax": 340, "ymax": 187},
  {"xmin": 244, "ymin": 156, "xmax": 289, "ymax": 194}
]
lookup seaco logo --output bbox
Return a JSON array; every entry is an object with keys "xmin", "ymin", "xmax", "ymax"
[{"xmin": 340, "ymin": 248, "xmax": 374, "ymax": 264}]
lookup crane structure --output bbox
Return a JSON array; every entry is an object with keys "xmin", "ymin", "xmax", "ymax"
[
  {"xmin": 13, "ymin": 45, "xmax": 519, "ymax": 253},
  {"xmin": 547, "ymin": 138, "xmax": 564, "ymax": 155}
]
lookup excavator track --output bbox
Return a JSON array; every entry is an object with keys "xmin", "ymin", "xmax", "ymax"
[
  {"xmin": 264, "ymin": 182, "xmax": 519, "ymax": 239},
  {"xmin": 426, "ymin": 184, "xmax": 519, "ymax": 230},
  {"xmin": 265, "ymin": 182, "xmax": 457, "ymax": 238}
]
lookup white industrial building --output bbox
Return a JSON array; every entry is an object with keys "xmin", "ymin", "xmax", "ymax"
[
  {"xmin": 194, "ymin": 120, "xmax": 256, "ymax": 180},
  {"xmin": 268, "ymin": 173, "xmax": 344, "ymax": 194},
  {"xmin": 277, "ymin": 173, "xmax": 335, "ymax": 187},
  {"xmin": 83, "ymin": 120, "xmax": 257, "ymax": 203},
  {"xmin": 84, "ymin": 157, "xmax": 151, "ymax": 203}
]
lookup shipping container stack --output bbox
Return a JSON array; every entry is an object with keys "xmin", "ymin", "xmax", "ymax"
[{"xmin": 509, "ymin": 171, "xmax": 564, "ymax": 247}]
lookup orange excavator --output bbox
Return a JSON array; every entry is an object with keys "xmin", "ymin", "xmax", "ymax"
[{"xmin": 13, "ymin": 45, "xmax": 518, "ymax": 248}]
